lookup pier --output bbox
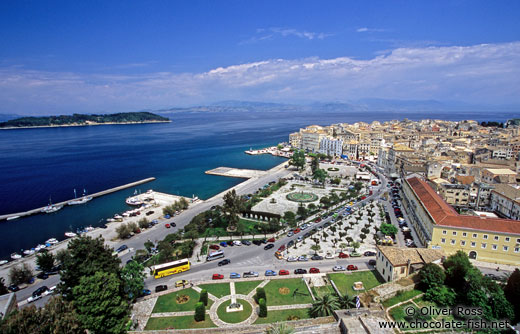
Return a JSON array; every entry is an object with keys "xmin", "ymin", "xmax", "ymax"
[
  {"xmin": 0, "ymin": 177, "xmax": 156, "ymax": 221},
  {"xmin": 205, "ymin": 167, "xmax": 267, "ymax": 179}
]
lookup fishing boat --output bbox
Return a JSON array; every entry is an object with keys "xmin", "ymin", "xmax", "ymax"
[
  {"xmin": 41, "ymin": 197, "xmax": 63, "ymax": 214},
  {"xmin": 106, "ymin": 218, "xmax": 116, "ymax": 222},
  {"xmin": 64, "ymin": 232, "xmax": 77, "ymax": 238},
  {"xmin": 0, "ymin": 260, "xmax": 8, "ymax": 266},
  {"xmin": 35, "ymin": 244, "xmax": 46, "ymax": 252},
  {"xmin": 23, "ymin": 249, "xmax": 35, "ymax": 256},
  {"xmin": 10, "ymin": 253, "xmax": 21, "ymax": 260},
  {"xmin": 126, "ymin": 189, "xmax": 144, "ymax": 206},
  {"xmin": 6, "ymin": 215, "xmax": 20, "ymax": 221},
  {"xmin": 68, "ymin": 189, "xmax": 93, "ymax": 205},
  {"xmin": 84, "ymin": 226, "xmax": 95, "ymax": 232},
  {"xmin": 45, "ymin": 238, "xmax": 58, "ymax": 245}
]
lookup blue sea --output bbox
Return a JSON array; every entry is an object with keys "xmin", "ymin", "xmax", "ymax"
[{"xmin": 0, "ymin": 109, "xmax": 518, "ymax": 260}]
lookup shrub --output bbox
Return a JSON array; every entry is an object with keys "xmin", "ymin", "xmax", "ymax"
[
  {"xmin": 138, "ymin": 218, "xmax": 149, "ymax": 229},
  {"xmin": 116, "ymin": 224, "xmax": 131, "ymax": 239},
  {"xmin": 255, "ymin": 287, "xmax": 266, "ymax": 303},
  {"xmin": 199, "ymin": 289, "xmax": 208, "ymax": 306},
  {"xmin": 259, "ymin": 298, "xmax": 267, "ymax": 317},
  {"xmin": 9, "ymin": 264, "xmax": 33, "ymax": 285},
  {"xmin": 194, "ymin": 302, "xmax": 205, "ymax": 321},
  {"xmin": 128, "ymin": 222, "xmax": 139, "ymax": 233}
]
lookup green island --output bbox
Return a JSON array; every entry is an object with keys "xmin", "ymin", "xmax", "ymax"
[{"xmin": 0, "ymin": 112, "xmax": 170, "ymax": 128}]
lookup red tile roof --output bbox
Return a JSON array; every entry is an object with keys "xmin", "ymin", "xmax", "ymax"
[{"xmin": 407, "ymin": 177, "xmax": 520, "ymax": 235}]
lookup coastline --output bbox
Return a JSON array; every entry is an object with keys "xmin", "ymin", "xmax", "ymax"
[{"xmin": 0, "ymin": 120, "xmax": 171, "ymax": 130}]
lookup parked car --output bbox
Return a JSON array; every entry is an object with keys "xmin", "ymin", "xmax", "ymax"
[
  {"xmin": 155, "ymin": 285, "xmax": 168, "ymax": 292},
  {"xmin": 209, "ymin": 244, "xmax": 220, "ymax": 250},
  {"xmin": 142, "ymin": 289, "xmax": 151, "ymax": 296},
  {"xmin": 175, "ymin": 280, "xmax": 189, "ymax": 287},
  {"xmin": 297, "ymin": 236, "xmax": 303, "ymax": 243},
  {"xmin": 243, "ymin": 271, "xmax": 259, "ymax": 278},
  {"xmin": 309, "ymin": 267, "xmax": 320, "ymax": 274},
  {"xmin": 287, "ymin": 240, "xmax": 295, "ymax": 247},
  {"xmin": 350, "ymin": 252, "xmax": 362, "ymax": 257},
  {"xmin": 267, "ymin": 237, "xmax": 275, "ymax": 243},
  {"xmin": 294, "ymin": 269, "xmax": 307, "ymax": 275},
  {"xmin": 265, "ymin": 270, "xmax": 277, "ymax": 276},
  {"xmin": 252, "ymin": 240, "xmax": 262, "ymax": 246},
  {"xmin": 37, "ymin": 272, "xmax": 49, "ymax": 280},
  {"xmin": 368, "ymin": 259, "xmax": 376, "ymax": 266},
  {"xmin": 115, "ymin": 244, "xmax": 128, "ymax": 253},
  {"xmin": 325, "ymin": 253, "xmax": 335, "ymax": 259},
  {"xmin": 287, "ymin": 231, "xmax": 294, "ymax": 237},
  {"xmin": 298, "ymin": 255, "xmax": 308, "ymax": 261},
  {"xmin": 264, "ymin": 244, "xmax": 274, "ymax": 250},
  {"xmin": 347, "ymin": 265, "xmax": 358, "ymax": 271},
  {"xmin": 226, "ymin": 241, "xmax": 234, "ymax": 246},
  {"xmin": 212, "ymin": 274, "xmax": 224, "ymax": 280},
  {"xmin": 164, "ymin": 223, "xmax": 170, "ymax": 228},
  {"xmin": 218, "ymin": 259, "xmax": 231, "ymax": 266},
  {"xmin": 230, "ymin": 272, "xmax": 241, "ymax": 279},
  {"xmin": 338, "ymin": 252, "xmax": 349, "ymax": 258},
  {"xmin": 311, "ymin": 255, "xmax": 324, "ymax": 261},
  {"xmin": 219, "ymin": 241, "xmax": 228, "ymax": 247},
  {"xmin": 333, "ymin": 265, "xmax": 346, "ymax": 271},
  {"xmin": 279, "ymin": 269, "xmax": 290, "ymax": 275},
  {"xmin": 242, "ymin": 240, "xmax": 251, "ymax": 246},
  {"xmin": 8, "ymin": 284, "xmax": 19, "ymax": 292},
  {"xmin": 293, "ymin": 228, "xmax": 301, "ymax": 234},
  {"xmin": 233, "ymin": 240, "xmax": 242, "ymax": 246},
  {"xmin": 364, "ymin": 251, "xmax": 377, "ymax": 256},
  {"xmin": 278, "ymin": 245, "xmax": 286, "ymax": 252},
  {"xmin": 287, "ymin": 256, "xmax": 298, "ymax": 262}
]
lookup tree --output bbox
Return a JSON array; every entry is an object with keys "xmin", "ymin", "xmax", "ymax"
[
  {"xmin": 138, "ymin": 218, "xmax": 149, "ymax": 229},
  {"xmin": 308, "ymin": 203, "xmax": 317, "ymax": 212},
  {"xmin": 184, "ymin": 229, "xmax": 199, "ymax": 241},
  {"xmin": 256, "ymin": 287, "xmax": 267, "ymax": 303},
  {"xmin": 423, "ymin": 285, "xmax": 456, "ymax": 306},
  {"xmin": 443, "ymin": 250, "xmax": 472, "ymax": 291},
  {"xmin": 9, "ymin": 263, "xmax": 33, "ymax": 285},
  {"xmin": 223, "ymin": 189, "xmax": 242, "ymax": 231},
  {"xmin": 144, "ymin": 240, "xmax": 154, "ymax": 254},
  {"xmin": 283, "ymin": 211, "xmax": 297, "ymax": 228},
  {"xmin": 505, "ymin": 268, "xmax": 520, "ymax": 322},
  {"xmin": 309, "ymin": 294, "xmax": 340, "ymax": 317},
  {"xmin": 36, "ymin": 251, "xmax": 55, "ymax": 273},
  {"xmin": 338, "ymin": 294, "xmax": 356, "ymax": 309},
  {"xmin": 311, "ymin": 156, "xmax": 319, "ymax": 173},
  {"xmin": 259, "ymin": 298, "xmax": 267, "ymax": 317},
  {"xmin": 115, "ymin": 224, "xmax": 131, "ymax": 239},
  {"xmin": 194, "ymin": 302, "xmax": 205, "ymax": 322},
  {"xmin": 121, "ymin": 260, "xmax": 145, "ymax": 301},
  {"xmin": 296, "ymin": 203, "xmax": 308, "ymax": 221},
  {"xmin": 290, "ymin": 150, "xmax": 305, "ymax": 170},
  {"xmin": 351, "ymin": 241, "xmax": 360, "ymax": 252},
  {"xmin": 265, "ymin": 322, "xmax": 295, "ymax": 334},
  {"xmin": 380, "ymin": 223, "xmax": 398, "ymax": 236},
  {"xmin": 359, "ymin": 234, "xmax": 366, "ymax": 242},
  {"xmin": 0, "ymin": 277, "xmax": 8, "ymax": 295},
  {"xmin": 313, "ymin": 168, "xmax": 328, "ymax": 187},
  {"xmin": 199, "ymin": 289, "xmax": 208, "ymax": 306},
  {"xmin": 59, "ymin": 235, "xmax": 121, "ymax": 300},
  {"xmin": 319, "ymin": 196, "xmax": 331, "ymax": 208},
  {"xmin": 418, "ymin": 263, "xmax": 445, "ymax": 291},
  {"xmin": 339, "ymin": 243, "xmax": 348, "ymax": 252},
  {"xmin": 73, "ymin": 271, "xmax": 129, "ymax": 334},
  {"xmin": 311, "ymin": 244, "xmax": 321, "ymax": 255}
]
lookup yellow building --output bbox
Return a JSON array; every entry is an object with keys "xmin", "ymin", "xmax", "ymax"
[{"xmin": 403, "ymin": 177, "xmax": 520, "ymax": 266}]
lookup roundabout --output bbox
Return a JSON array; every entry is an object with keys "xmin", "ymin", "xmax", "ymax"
[{"xmin": 286, "ymin": 191, "xmax": 318, "ymax": 203}]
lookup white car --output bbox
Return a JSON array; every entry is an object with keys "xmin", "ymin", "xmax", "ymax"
[
  {"xmin": 325, "ymin": 253, "xmax": 335, "ymax": 259},
  {"xmin": 298, "ymin": 255, "xmax": 308, "ymax": 261},
  {"xmin": 301, "ymin": 224, "xmax": 309, "ymax": 230},
  {"xmin": 287, "ymin": 256, "xmax": 298, "ymax": 262},
  {"xmin": 233, "ymin": 240, "xmax": 242, "ymax": 246},
  {"xmin": 42, "ymin": 286, "xmax": 56, "ymax": 297},
  {"xmin": 297, "ymin": 236, "xmax": 303, "ymax": 243},
  {"xmin": 333, "ymin": 265, "xmax": 346, "ymax": 272},
  {"xmin": 27, "ymin": 294, "xmax": 42, "ymax": 303},
  {"xmin": 287, "ymin": 231, "xmax": 294, "ymax": 237}
]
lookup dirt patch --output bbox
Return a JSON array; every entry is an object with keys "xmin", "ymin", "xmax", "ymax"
[
  {"xmin": 287, "ymin": 315, "xmax": 300, "ymax": 321},
  {"xmin": 176, "ymin": 295, "xmax": 190, "ymax": 304},
  {"xmin": 278, "ymin": 287, "xmax": 290, "ymax": 295}
]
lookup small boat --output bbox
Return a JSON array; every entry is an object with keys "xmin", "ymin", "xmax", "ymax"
[
  {"xmin": 84, "ymin": 226, "xmax": 94, "ymax": 232},
  {"xmin": 10, "ymin": 253, "xmax": 21, "ymax": 260},
  {"xmin": 125, "ymin": 197, "xmax": 144, "ymax": 206},
  {"xmin": 68, "ymin": 189, "xmax": 93, "ymax": 205},
  {"xmin": 64, "ymin": 232, "xmax": 77, "ymax": 238},
  {"xmin": 45, "ymin": 238, "xmax": 58, "ymax": 245},
  {"xmin": 23, "ymin": 249, "xmax": 35, "ymax": 256},
  {"xmin": 0, "ymin": 260, "xmax": 8, "ymax": 266},
  {"xmin": 35, "ymin": 244, "xmax": 46, "ymax": 252},
  {"xmin": 6, "ymin": 215, "xmax": 20, "ymax": 221},
  {"xmin": 106, "ymin": 218, "xmax": 116, "ymax": 222},
  {"xmin": 114, "ymin": 214, "xmax": 123, "ymax": 219}
]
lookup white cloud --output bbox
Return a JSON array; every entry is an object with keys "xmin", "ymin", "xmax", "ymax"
[
  {"xmin": 241, "ymin": 27, "xmax": 331, "ymax": 44},
  {"xmin": 357, "ymin": 27, "xmax": 387, "ymax": 33},
  {"xmin": 1, "ymin": 42, "xmax": 519, "ymax": 114}
]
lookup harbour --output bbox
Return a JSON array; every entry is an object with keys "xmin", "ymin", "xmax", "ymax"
[{"xmin": 0, "ymin": 177, "xmax": 156, "ymax": 221}]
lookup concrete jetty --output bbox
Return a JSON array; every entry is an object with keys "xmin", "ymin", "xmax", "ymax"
[
  {"xmin": 205, "ymin": 167, "xmax": 267, "ymax": 179},
  {"xmin": 0, "ymin": 177, "xmax": 156, "ymax": 221}
]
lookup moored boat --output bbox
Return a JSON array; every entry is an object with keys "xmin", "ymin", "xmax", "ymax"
[
  {"xmin": 0, "ymin": 260, "xmax": 8, "ymax": 266},
  {"xmin": 23, "ymin": 249, "xmax": 35, "ymax": 256},
  {"xmin": 6, "ymin": 215, "xmax": 20, "ymax": 221},
  {"xmin": 106, "ymin": 218, "xmax": 116, "ymax": 222},
  {"xmin": 45, "ymin": 238, "xmax": 59, "ymax": 245},
  {"xmin": 35, "ymin": 244, "xmax": 46, "ymax": 252},
  {"xmin": 10, "ymin": 253, "xmax": 21, "ymax": 260},
  {"xmin": 64, "ymin": 232, "xmax": 77, "ymax": 238},
  {"xmin": 68, "ymin": 189, "xmax": 93, "ymax": 205}
]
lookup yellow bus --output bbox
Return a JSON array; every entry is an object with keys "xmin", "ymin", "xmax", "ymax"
[{"xmin": 151, "ymin": 258, "xmax": 190, "ymax": 278}]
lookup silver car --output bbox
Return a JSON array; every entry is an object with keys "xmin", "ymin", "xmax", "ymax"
[
  {"xmin": 333, "ymin": 265, "xmax": 346, "ymax": 272},
  {"xmin": 287, "ymin": 256, "xmax": 298, "ymax": 262},
  {"xmin": 298, "ymin": 255, "xmax": 308, "ymax": 261}
]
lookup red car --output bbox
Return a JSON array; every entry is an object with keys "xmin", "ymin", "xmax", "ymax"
[
  {"xmin": 209, "ymin": 244, "xmax": 220, "ymax": 250},
  {"xmin": 267, "ymin": 237, "xmax": 276, "ymax": 243},
  {"xmin": 278, "ymin": 269, "xmax": 290, "ymax": 276},
  {"xmin": 309, "ymin": 267, "xmax": 320, "ymax": 274},
  {"xmin": 165, "ymin": 223, "xmax": 170, "ymax": 228},
  {"xmin": 314, "ymin": 217, "xmax": 322, "ymax": 223},
  {"xmin": 347, "ymin": 265, "xmax": 358, "ymax": 271},
  {"xmin": 293, "ymin": 228, "xmax": 301, "ymax": 234},
  {"xmin": 338, "ymin": 252, "xmax": 349, "ymax": 258},
  {"xmin": 278, "ymin": 245, "xmax": 286, "ymax": 252},
  {"xmin": 361, "ymin": 196, "xmax": 367, "ymax": 200},
  {"xmin": 212, "ymin": 274, "xmax": 224, "ymax": 280}
]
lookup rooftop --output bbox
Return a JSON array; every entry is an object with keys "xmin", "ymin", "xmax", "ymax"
[
  {"xmin": 377, "ymin": 245, "xmax": 444, "ymax": 267},
  {"xmin": 484, "ymin": 168, "xmax": 516, "ymax": 175}
]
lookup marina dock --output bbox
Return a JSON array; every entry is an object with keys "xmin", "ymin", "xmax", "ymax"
[
  {"xmin": 205, "ymin": 167, "xmax": 267, "ymax": 179},
  {"xmin": 0, "ymin": 177, "xmax": 156, "ymax": 221}
]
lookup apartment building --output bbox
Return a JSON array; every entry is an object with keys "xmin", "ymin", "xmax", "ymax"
[
  {"xmin": 490, "ymin": 184, "xmax": 520, "ymax": 220},
  {"xmin": 482, "ymin": 168, "xmax": 517, "ymax": 184}
]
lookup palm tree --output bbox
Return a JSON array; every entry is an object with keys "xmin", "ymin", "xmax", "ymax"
[
  {"xmin": 265, "ymin": 322, "xmax": 295, "ymax": 334},
  {"xmin": 309, "ymin": 294, "xmax": 340, "ymax": 317},
  {"xmin": 338, "ymin": 294, "xmax": 356, "ymax": 309}
]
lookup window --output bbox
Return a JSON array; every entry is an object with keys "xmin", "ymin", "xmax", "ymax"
[
  {"xmin": 461, "ymin": 240, "xmax": 466, "ymax": 246},
  {"xmin": 452, "ymin": 231, "xmax": 457, "ymax": 236},
  {"xmin": 401, "ymin": 267, "xmax": 405, "ymax": 274},
  {"xmin": 442, "ymin": 230, "xmax": 447, "ymax": 235},
  {"xmin": 481, "ymin": 243, "xmax": 487, "ymax": 249},
  {"xmin": 515, "ymin": 247, "xmax": 519, "ymax": 253},
  {"xmin": 451, "ymin": 239, "xmax": 456, "ymax": 245},
  {"xmin": 505, "ymin": 237, "xmax": 510, "ymax": 242},
  {"xmin": 463, "ymin": 232, "xmax": 467, "ymax": 237},
  {"xmin": 517, "ymin": 238, "xmax": 520, "ymax": 243},
  {"xmin": 494, "ymin": 236, "xmax": 499, "ymax": 241},
  {"xmin": 471, "ymin": 242, "xmax": 476, "ymax": 247},
  {"xmin": 503, "ymin": 246, "xmax": 509, "ymax": 251},
  {"xmin": 483, "ymin": 234, "xmax": 488, "ymax": 239},
  {"xmin": 492, "ymin": 244, "xmax": 498, "ymax": 250},
  {"xmin": 473, "ymin": 233, "xmax": 478, "ymax": 238},
  {"xmin": 382, "ymin": 268, "xmax": 385, "ymax": 275},
  {"xmin": 441, "ymin": 238, "xmax": 446, "ymax": 244}
]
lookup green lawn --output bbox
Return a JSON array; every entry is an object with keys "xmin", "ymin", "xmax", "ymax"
[
  {"xmin": 234, "ymin": 280, "xmax": 262, "ymax": 296},
  {"xmin": 199, "ymin": 283, "xmax": 230, "ymax": 298},
  {"xmin": 216, "ymin": 299, "xmax": 253, "ymax": 324},
  {"xmin": 201, "ymin": 218, "xmax": 278, "ymax": 237},
  {"xmin": 254, "ymin": 308, "xmax": 311, "ymax": 324},
  {"xmin": 312, "ymin": 285, "xmax": 335, "ymax": 298},
  {"xmin": 144, "ymin": 315, "xmax": 216, "ymax": 330},
  {"xmin": 328, "ymin": 270, "xmax": 384, "ymax": 296},
  {"xmin": 152, "ymin": 288, "xmax": 213, "ymax": 313},
  {"xmin": 382, "ymin": 290, "xmax": 423, "ymax": 308},
  {"xmin": 264, "ymin": 278, "xmax": 313, "ymax": 306}
]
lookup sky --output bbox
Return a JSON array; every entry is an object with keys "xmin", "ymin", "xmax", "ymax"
[{"xmin": 0, "ymin": 0, "xmax": 520, "ymax": 115}]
